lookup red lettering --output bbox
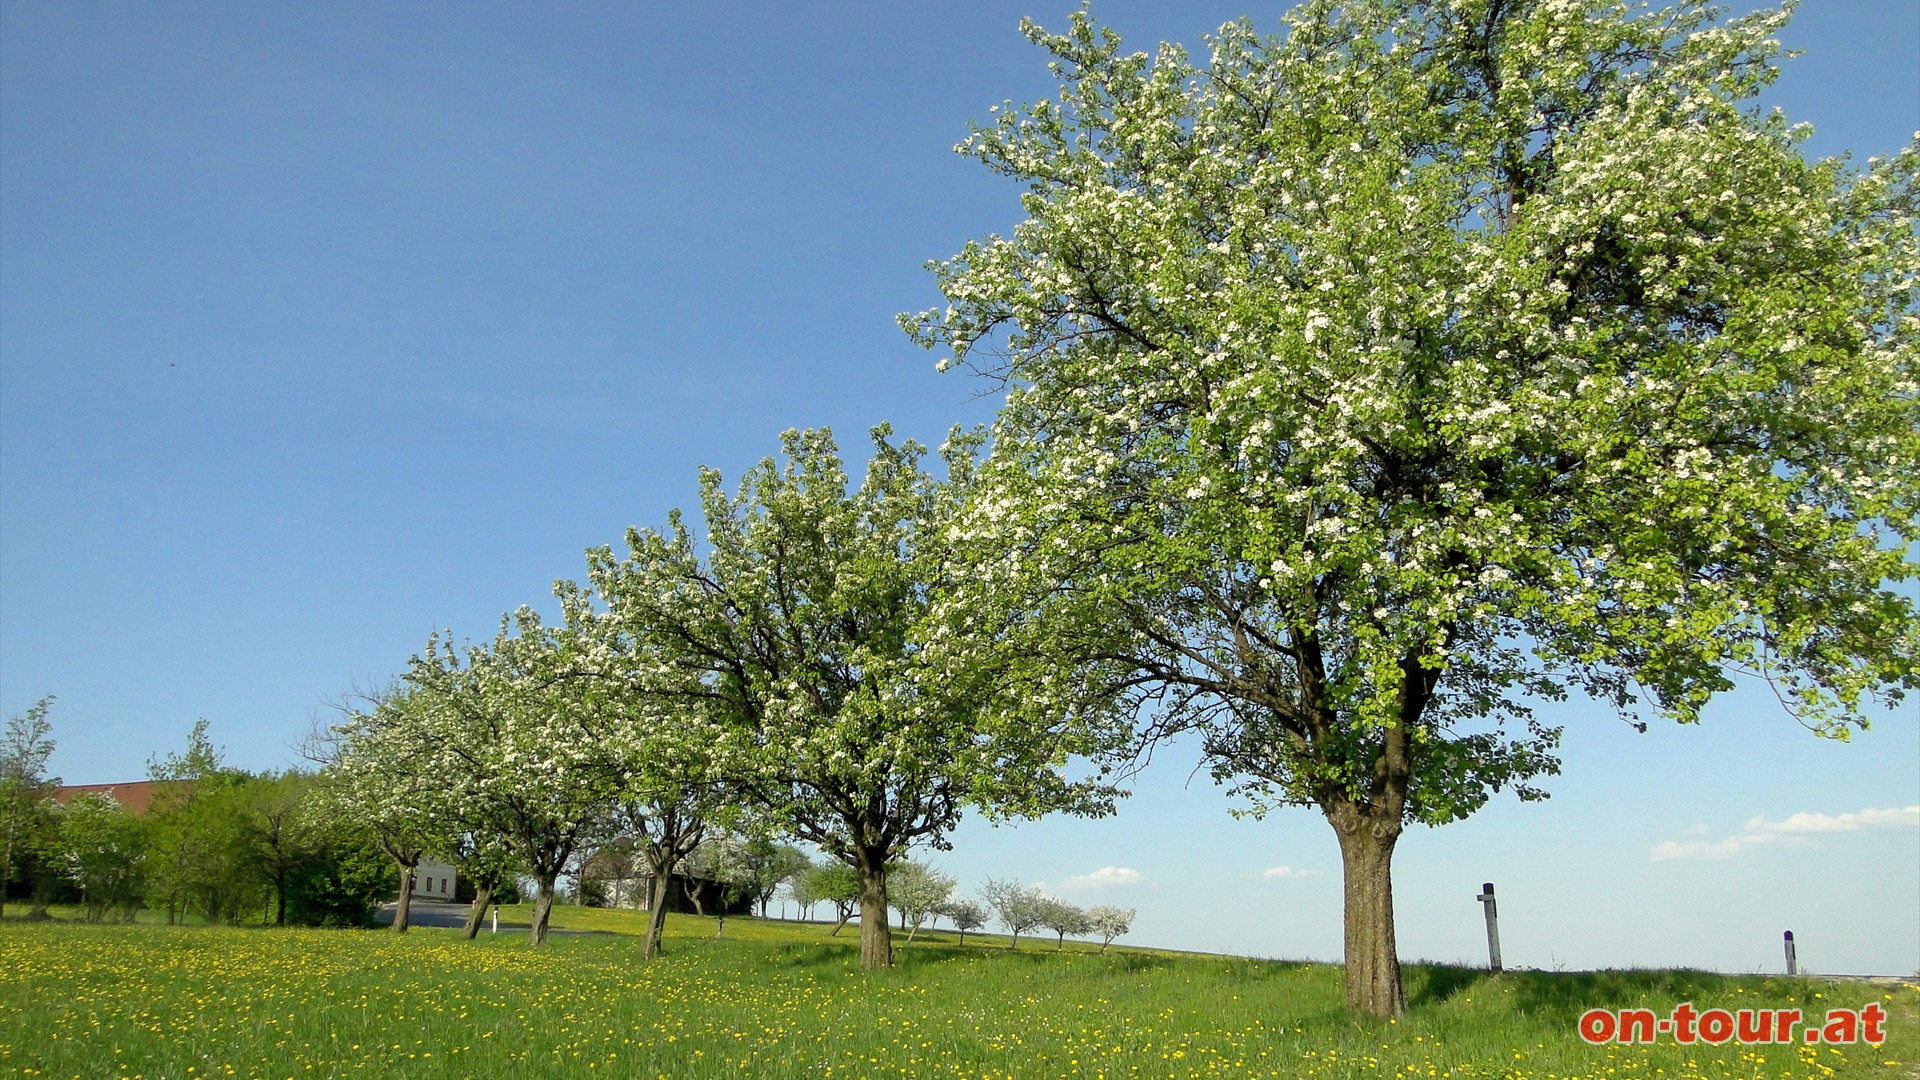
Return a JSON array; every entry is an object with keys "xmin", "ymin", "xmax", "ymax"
[
  {"xmin": 1775, "ymin": 1008, "xmax": 1802, "ymax": 1043},
  {"xmin": 1736, "ymin": 1008, "xmax": 1771, "ymax": 1043},
  {"xmin": 1618, "ymin": 1008, "xmax": 1657, "ymax": 1044},
  {"xmin": 1861, "ymin": 1002, "xmax": 1887, "ymax": 1045},
  {"xmin": 1822, "ymin": 1009, "xmax": 1858, "ymax": 1045},
  {"xmin": 1578, "ymin": 1009, "xmax": 1616, "ymax": 1044},
  {"xmin": 1671, "ymin": 1002, "xmax": 1698, "ymax": 1044},
  {"xmin": 1697, "ymin": 1008, "xmax": 1734, "ymax": 1044}
]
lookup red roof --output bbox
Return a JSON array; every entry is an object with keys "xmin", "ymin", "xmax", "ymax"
[{"xmin": 52, "ymin": 781, "xmax": 177, "ymax": 817}]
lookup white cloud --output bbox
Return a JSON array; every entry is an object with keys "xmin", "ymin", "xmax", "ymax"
[
  {"xmin": 1059, "ymin": 866, "xmax": 1142, "ymax": 890},
  {"xmin": 1652, "ymin": 805, "xmax": 1919, "ymax": 861},
  {"xmin": 1262, "ymin": 866, "xmax": 1318, "ymax": 879}
]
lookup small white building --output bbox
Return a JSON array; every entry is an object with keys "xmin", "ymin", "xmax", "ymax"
[{"xmin": 411, "ymin": 860, "xmax": 457, "ymax": 901}]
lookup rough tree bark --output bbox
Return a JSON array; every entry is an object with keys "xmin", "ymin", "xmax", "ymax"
[
  {"xmin": 854, "ymin": 846, "xmax": 892, "ymax": 971},
  {"xmin": 272, "ymin": 872, "xmax": 289, "ymax": 927},
  {"xmin": 643, "ymin": 869, "xmax": 674, "ymax": 959},
  {"xmin": 460, "ymin": 886, "xmax": 494, "ymax": 939},
  {"xmin": 390, "ymin": 864, "xmax": 415, "ymax": 934},
  {"xmin": 1328, "ymin": 800, "xmax": 1408, "ymax": 1018},
  {"xmin": 529, "ymin": 875, "xmax": 557, "ymax": 947}
]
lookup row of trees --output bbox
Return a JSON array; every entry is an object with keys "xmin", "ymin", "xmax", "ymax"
[
  {"xmin": 19, "ymin": 0, "xmax": 1911, "ymax": 1021},
  {"xmin": 328, "ymin": 0, "xmax": 1919, "ymax": 1011},
  {"xmin": 322, "ymin": 424, "xmax": 1127, "ymax": 963},
  {"xmin": 588, "ymin": 844, "xmax": 1136, "ymax": 954},
  {"xmin": 2, "ymin": 703, "xmax": 392, "ymax": 926}
]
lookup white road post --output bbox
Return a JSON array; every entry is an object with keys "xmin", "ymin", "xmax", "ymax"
[{"xmin": 1477, "ymin": 882, "xmax": 1503, "ymax": 974}]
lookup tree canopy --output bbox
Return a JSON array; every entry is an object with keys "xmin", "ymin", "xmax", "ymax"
[
  {"xmin": 906, "ymin": 0, "xmax": 1918, "ymax": 1016},
  {"xmin": 589, "ymin": 425, "xmax": 1125, "ymax": 969}
]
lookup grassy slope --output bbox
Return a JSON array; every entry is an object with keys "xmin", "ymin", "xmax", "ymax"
[{"xmin": 2, "ymin": 907, "xmax": 1912, "ymax": 1079}]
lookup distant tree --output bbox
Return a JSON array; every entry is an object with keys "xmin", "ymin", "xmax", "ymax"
[
  {"xmin": 56, "ymin": 791, "xmax": 146, "ymax": 922},
  {"xmin": 619, "ymin": 784, "xmax": 716, "ymax": 957},
  {"xmin": 887, "ymin": 861, "xmax": 956, "ymax": 944},
  {"xmin": 940, "ymin": 898, "xmax": 989, "ymax": 945},
  {"xmin": 0, "ymin": 695, "xmax": 59, "ymax": 919},
  {"xmin": 399, "ymin": 609, "xmax": 627, "ymax": 947},
  {"xmin": 145, "ymin": 722, "xmax": 255, "ymax": 925},
  {"xmin": 242, "ymin": 770, "xmax": 326, "ymax": 926},
  {"xmin": 535, "ymin": 576, "xmax": 740, "ymax": 959},
  {"xmin": 283, "ymin": 816, "xmax": 391, "ymax": 928},
  {"xmin": 1086, "ymin": 905, "xmax": 1136, "ymax": 952},
  {"xmin": 445, "ymin": 829, "xmax": 522, "ymax": 939},
  {"xmin": 793, "ymin": 862, "xmax": 861, "ymax": 935},
  {"xmin": 739, "ymin": 838, "xmax": 813, "ymax": 919},
  {"xmin": 679, "ymin": 833, "xmax": 757, "ymax": 937},
  {"xmin": 785, "ymin": 857, "xmax": 825, "ymax": 922},
  {"xmin": 577, "ymin": 836, "xmax": 641, "ymax": 909},
  {"xmin": 1036, "ymin": 895, "xmax": 1092, "ymax": 949},
  {"xmin": 322, "ymin": 691, "xmax": 450, "ymax": 935},
  {"xmin": 979, "ymin": 877, "xmax": 1048, "ymax": 949}
]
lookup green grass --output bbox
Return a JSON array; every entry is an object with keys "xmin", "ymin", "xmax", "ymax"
[{"xmin": 3, "ymin": 908, "xmax": 1912, "ymax": 1079}]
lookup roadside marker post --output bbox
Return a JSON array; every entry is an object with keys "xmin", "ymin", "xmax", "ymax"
[
  {"xmin": 1784, "ymin": 930, "xmax": 1796, "ymax": 975},
  {"xmin": 1477, "ymin": 882, "xmax": 1503, "ymax": 974}
]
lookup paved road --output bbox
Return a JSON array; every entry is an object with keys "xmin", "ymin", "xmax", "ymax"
[
  {"xmin": 373, "ymin": 900, "xmax": 603, "ymax": 936},
  {"xmin": 374, "ymin": 900, "xmax": 494, "ymax": 931}
]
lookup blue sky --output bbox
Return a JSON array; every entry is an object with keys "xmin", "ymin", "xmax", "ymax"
[{"xmin": 3, "ymin": 1, "xmax": 1915, "ymax": 975}]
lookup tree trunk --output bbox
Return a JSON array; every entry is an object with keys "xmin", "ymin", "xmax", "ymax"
[
  {"xmin": 274, "ymin": 877, "xmax": 288, "ymax": 927},
  {"xmin": 1332, "ymin": 812, "xmax": 1407, "ymax": 1018},
  {"xmin": 529, "ymin": 876, "xmax": 556, "ymax": 947},
  {"xmin": 0, "ymin": 821, "xmax": 10, "ymax": 920},
  {"xmin": 461, "ymin": 886, "xmax": 494, "ymax": 940},
  {"xmin": 644, "ymin": 871, "xmax": 672, "ymax": 959},
  {"xmin": 854, "ymin": 849, "xmax": 893, "ymax": 970},
  {"xmin": 391, "ymin": 864, "xmax": 414, "ymax": 934},
  {"xmin": 828, "ymin": 904, "xmax": 851, "ymax": 936},
  {"xmin": 683, "ymin": 876, "xmax": 706, "ymax": 917}
]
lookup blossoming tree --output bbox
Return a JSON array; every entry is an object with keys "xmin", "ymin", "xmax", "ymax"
[
  {"xmin": 400, "ymin": 609, "xmax": 626, "ymax": 947},
  {"xmin": 906, "ymin": 0, "xmax": 1918, "ymax": 1015},
  {"xmin": 321, "ymin": 690, "xmax": 451, "ymax": 935},
  {"xmin": 589, "ymin": 425, "xmax": 1126, "ymax": 970}
]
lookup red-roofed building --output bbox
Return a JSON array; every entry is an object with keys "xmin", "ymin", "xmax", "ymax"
[{"xmin": 51, "ymin": 782, "xmax": 179, "ymax": 817}]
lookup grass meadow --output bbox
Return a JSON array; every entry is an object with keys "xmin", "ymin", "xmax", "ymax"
[{"xmin": 2, "ymin": 906, "xmax": 1912, "ymax": 1079}]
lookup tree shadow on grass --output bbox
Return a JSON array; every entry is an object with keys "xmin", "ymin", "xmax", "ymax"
[
  {"xmin": 1500, "ymin": 967, "xmax": 1738, "ymax": 1018},
  {"xmin": 1407, "ymin": 963, "xmax": 1490, "ymax": 1007},
  {"xmin": 761, "ymin": 942, "xmax": 858, "ymax": 970},
  {"xmin": 1408, "ymin": 964, "xmax": 1747, "ymax": 1018}
]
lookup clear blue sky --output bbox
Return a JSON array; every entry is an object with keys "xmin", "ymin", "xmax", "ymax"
[{"xmin": 3, "ymin": 1, "xmax": 1915, "ymax": 975}]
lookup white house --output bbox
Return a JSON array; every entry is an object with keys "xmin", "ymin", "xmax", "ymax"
[{"xmin": 411, "ymin": 860, "xmax": 457, "ymax": 901}]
